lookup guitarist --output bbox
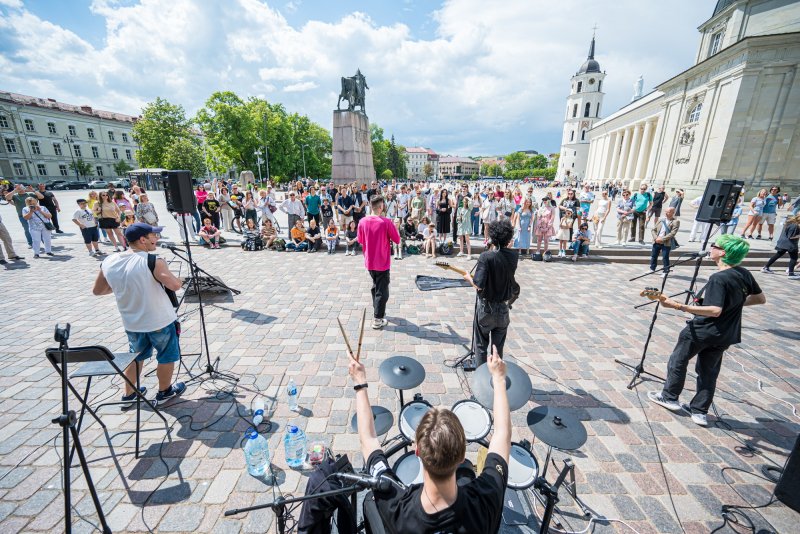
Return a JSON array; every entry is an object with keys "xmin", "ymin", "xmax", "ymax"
[
  {"xmin": 463, "ymin": 220, "xmax": 519, "ymax": 367},
  {"xmin": 648, "ymin": 234, "xmax": 765, "ymax": 427}
]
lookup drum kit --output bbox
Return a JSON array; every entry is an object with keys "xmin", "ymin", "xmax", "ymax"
[{"xmin": 351, "ymin": 355, "xmax": 592, "ymax": 532}]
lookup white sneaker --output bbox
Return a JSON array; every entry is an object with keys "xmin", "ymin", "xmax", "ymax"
[
  {"xmin": 466, "ymin": 255, "xmax": 472, "ymax": 260},
  {"xmin": 681, "ymin": 404, "xmax": 708, "ymax": 427},
  {"xmin": 456, "ymin": 252, "xmax": 464, "ymax": 257},
  {"xmin": 648, "ymin": 391, "xmax": 682, "ymax": 412},
  {"xmin": 371, "ymin": 318, "xmax": 388, "ymax": 330}
]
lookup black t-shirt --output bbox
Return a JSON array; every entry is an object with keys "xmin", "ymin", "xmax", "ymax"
[
  {"xmin": 474, "ymin": 247, "xmax": 519, "ymax": 302},
  {"xmin": 368, "ymin": 450, "xmax": 507, "ymax": 534},
  {"xmin": 321, "ymin": 204, "xmax": 333, "ymax": 218},
  {"xmin": 307, "ymin": 226, "xmax": 321, "ymax": 238},
  {"xmin": 203, "ymin": 199, "xmax": 220, "ymax": 214},
  {"xmin": 689, "ymin": 266, "xmax": 761, "ymax": 345},
  {"xmin": 652, "ymin": 191, "xmax": 666, "ymax": 208},
  {"xmin": 39, "ymin": 191, "xmax": 57, "ymax": 210},
  {"xmin": 367, "ymin": 188, "xmax": 378, "ymax": 201},
  {"xmin": 776, "ymin": 222, "xmax": 798, "ymax": 252}
]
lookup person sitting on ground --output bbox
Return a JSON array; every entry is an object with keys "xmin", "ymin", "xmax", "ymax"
[
  {"xmin": 325, "ymin": 219, "xmax": 339, "ymax": 254},
  {"xmin": 306, "ymin": 218, "xmax": 322, "ymax": 253},
  {"xmin": 286, "ymin": 219, "xmax": 309, "ymax": 251},
  {"xmin": 199, "ymin": 217, "xmax": 222, "ymax": 249},
  {"xmin": 73, "ymin": 198, "xmax": 104, "ymax": 257},
  {"xmin": 393, "ymin": 218, "xmax": 406, "ymax": 260},
  {"xmin": 571, "ymin": 222, "xmax": 593, "ymax": 262},
  {"xmin": 417, "ymin": 216, "xmax": 430, "ymax": 240},
  {"xmin": 241, "ymin": 218, "xmax": 264, "ymax": 251},
  {"xmin": 261, "ymin": 219, "xmax": 278, "ymax": 250},
  {"xmin": 404, "ymin": 216, "xmax": 417, "ymax": 241},
  {"xmin": 423, "ymin": 223, "xmax": 438, "ymax": 258},
  {"xmin": 344, "ymin": 220, "xmax": 359, "ymax": 256}
]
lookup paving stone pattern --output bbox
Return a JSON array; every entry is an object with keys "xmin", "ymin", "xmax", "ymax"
[{"xmin": 0, "ymin": 191, "xmax": 798, "ymax": 533}]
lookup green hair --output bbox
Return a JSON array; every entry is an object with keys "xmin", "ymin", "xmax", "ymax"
[{"xmin": 715, "ymin": 234, "xmax": 749, "ymax": 266}]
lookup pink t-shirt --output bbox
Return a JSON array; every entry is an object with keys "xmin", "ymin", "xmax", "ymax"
[{"xmin": 357, "ymin": 215, "xmax": 400, "ymax": 272}]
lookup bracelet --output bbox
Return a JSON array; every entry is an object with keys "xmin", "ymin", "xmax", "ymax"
[{"xmin": 353, "ymin": 383, "xmax": 368, "ymax": 392}]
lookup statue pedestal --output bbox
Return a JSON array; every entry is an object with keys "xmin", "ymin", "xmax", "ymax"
[{"xmin": 331, "ymin": 110, "xmax": 375, "ymax": 184}]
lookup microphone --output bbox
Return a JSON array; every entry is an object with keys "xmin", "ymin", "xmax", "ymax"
[
  {"xmin": 333, "ymin": 472, "xmax": 393, "ymax": 492},
  {"xmin": 160, "ymin": 243, "xmax": 180, "ymax": 251},
  {"xmin": 688, "ymin": 251, "xmax": 710, "ymax": 259}
]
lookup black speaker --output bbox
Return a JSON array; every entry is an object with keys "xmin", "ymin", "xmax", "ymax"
[
  {"xmin": 775, "ymin": 434, "xmax": 800, "ymax": 513},
  {"xmin": 695, "ymin": 179, "xmax": 744, "ymax": 223},
  {"xmin": 161, "ymin": 170, "xmax": 195, "ymax": 213}
]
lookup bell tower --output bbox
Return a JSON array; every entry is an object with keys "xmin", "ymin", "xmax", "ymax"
[{"xmin": 558, "ymin": 32, "xmax": 606, "ymax": 183}]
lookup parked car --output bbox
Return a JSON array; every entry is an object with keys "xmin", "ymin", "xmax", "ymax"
[
  {"xmin": 109, "ymin": 178, "xmax": 131, "ymax": 189},
  {"xmin": 47, "ymin": 180, "xmax": 68, "ymax": 190},
  {"xmin": 88, "ymin": 180, "xmax": 109, "ymax": 188},
  {"xmin": 53, "ymin": 181, "xmax": 87, "ymax": 190}
]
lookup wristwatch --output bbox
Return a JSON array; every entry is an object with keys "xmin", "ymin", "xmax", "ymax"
[{"xmin": 353, "ymin": 383, "xmax": 368, "ymax": 392}]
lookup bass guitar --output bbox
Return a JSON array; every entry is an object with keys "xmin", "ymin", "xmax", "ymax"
[{"xmin": 435, "ymin": 261, "xmax": 521, "ymax": 309}]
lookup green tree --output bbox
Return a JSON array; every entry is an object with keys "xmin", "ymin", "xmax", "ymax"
[
  {"xmin": 528, "ymin": 154, "xmax": 548, "ymax": 169},
  {"xmin": 505, "ymin": 151, "xmax": 529, "ymax": 171},
  {"xmin": 113, "ymin": 160, "xmax": 133, "ymax": 177},
  {"xmin": 388, "ymin": 135, "xmax": 402, "ymax": 180},
  {"xmin": 381, "ymin": 169, "xmax": 393, "ymax": 180},
  {"xmin": 371, "ymin": 124, "xmax": 390, "ymax": 177},
  {"xmin": 69, "ymin": 158, "xmax": 94, "ymax": 178},
  {"xmin": 423, "ymin": 162, "xmax": 433, "ymax": 179},
  {"xmin": 133, "ymin": 97, "xmax": 193, "ymax": 167},
  {"xmin": 196, "ymin": 91, "xmax": 258, "ymax": 172},
  {"xmin": 163, "ymin": 138, "xmax": 207, "ymax": 179}
]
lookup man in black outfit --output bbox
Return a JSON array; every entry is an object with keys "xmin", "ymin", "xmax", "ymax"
[
  {"xmin": 37, "ymin": 183, "xmax": 63, "ymax": 233},
  {"xmin": 649, "ymin": 234, "xmax": 765, "ymax": 427},
  {"xmin": 463, "ymin": 220, "xmax": 519, "ymax": 367}
]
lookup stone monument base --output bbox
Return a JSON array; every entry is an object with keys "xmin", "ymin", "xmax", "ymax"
[{"xmin": 331, "ymin": 110, "xmax": 375, "ymax": 184}]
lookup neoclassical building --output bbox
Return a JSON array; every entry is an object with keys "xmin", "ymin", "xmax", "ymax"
[
  {"xmin": 584, "ymin": 0, "xmax": 800, "ymax": 196},
  {"xmin": 0, "ymin": 91, "xmax": 138, "ymax": 184}
]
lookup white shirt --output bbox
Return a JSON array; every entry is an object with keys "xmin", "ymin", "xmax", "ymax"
[
  {"xmin": 73, "ymin": 208, "xmax": 97, "ymax": 228},
  {"xmin": 280, "ymin": 198, "xmax": 306, "ymax": 217},
  {"xmin": 101, "ymin": 251, "xmax": 177, "ymax": 333},
  {"xmin": 595, "ymin": 198, "xmax": 611, "ymax": 216}
]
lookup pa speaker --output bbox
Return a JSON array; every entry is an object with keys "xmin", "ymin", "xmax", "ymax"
[
  {"xmin": 775, "ymin": 434, "xmax": 800, "ymax": 513},
  {"xmin": 161, "ymin": 170, "xmax": 195, "ymax": 213},
  {"xmin": 695, "ymin": 179, "xmax": 743, "ymax": 223}
]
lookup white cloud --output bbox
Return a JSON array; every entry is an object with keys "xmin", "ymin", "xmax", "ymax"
[
  {"xmin": 284, "ymin": 0, "xmax": 300, "ymax": 14},
  {"xmin": 0, "ymin": 0, "xmax": 712, "ymax": 154}
]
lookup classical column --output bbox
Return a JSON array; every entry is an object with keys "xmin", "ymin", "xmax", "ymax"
[
  {"xmin": 615, "ymin": 126, "xmax": 633, "ymax": 181},
  {"xmin": 603, "ymin": 131, "xmax": 618, "ymax": 181},
  {"xmin": 624, "ymin": 122, "xmax": 643, "ymax": 184},
  {"xmin": 634, "ymin": 120, "xmax": 655, "ymax": 182},
  {"xmin": 608, "ymin": 130, "xmax": 623, "ymax": 182}
]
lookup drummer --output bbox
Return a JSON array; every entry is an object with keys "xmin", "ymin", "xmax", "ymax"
[{"xmin": 349, "ymin": 345, "xmax": 511, "ymax": 532}]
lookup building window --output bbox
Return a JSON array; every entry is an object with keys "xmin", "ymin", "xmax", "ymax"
[
  {"xmin": 0, "ymin": 115, "xmax": 8, "ymax": 128},
  {"xmin": 125, "ymin": 149, "xmax": 132, "ymax": 160},
  {"xmin": 688, "ymin": 103, "xmax": 703, "ymax": 123},
  {"xmin": 598, "ymin": 80, "xmax": 602, "ymax": 92},
  {"xmin": 4, "ymin": 138, "xmax": 17, "ymax": 153},
  {"xmin": 68, "ymin": 125, "xmax": 77, "ymax": 136},
  {"xmin": 572, "ymin": 104, "xmax": 578, "ymax": 118},
  {"xmin": 570, "ymin": 130, "xmax": 575, "ymax": 142},
  {"xmin": 13, "ymin": 162, "xmax": 24, "ymax": 176},
  {"xmin": 122, "ymin": 133, "xmax": 128, "ymax": 143},
  {"xmin": 96, "ymin": 166, "xmax": 104, "ymax": 176},
  {"xmin": 37, "ymin": 164, "xmax": 47, "ymax": 176},
  {"xmin": 30, "ymin": 140, "xmax": 41, "ymax": 155},
  {"xmin": 108, "ymin": 131, "xmax": 115, "ymax": 142},
  {"xmin": 112, "ymin": 148, "xmax": 118, "ymax": 159},
  {"xmin": 92, "ymin": 146, "xmax": 100, "ymax": 158},
  {"xmin": 53, "ymin": 142, "xmax": 62, "ymax": 156},
  {"xmin": 87, "ymin": 128, "xmax": 95, "ymax": 139},
  {"xmin": 73, "ymin": 144, "xmax": 82, "ymax": 157},
  {"xmin": 709, "ymin": 31, "xmax": 724, "ymax": 56},
  {"xmin": 577, "ymin": 81, "xmax": 582, "ymax": 93},
  {"xmin": 584, "ymin": 102, "xmax": 591, "ymax": 117},
  {"xmin": 24, "ymin": 119, "xmax": 35, "ymax": 132},
  {"xmin": 59, "ymin": 164, "xmax": 68, "ymax": 176},
  {"xmin": 48, "ymin": 122, "xmax": 57, "ymax": 134},
  {"xmin": 581, "ymin": 130, "xmax": 587, "ymax": 141},
  {"xmin": 596, "ymin": 103, "xmax": 601, "ymax": 117}
]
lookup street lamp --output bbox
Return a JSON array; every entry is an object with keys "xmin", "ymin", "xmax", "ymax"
[
  {"xmin": 63, "ymin": 135, "xmax": 80, "ymax": 182},
  {"xmin": 254, "ymin": 150, "xmax": 263, "ymax": 184},
  {"xmin": 301, "ymin": 144, "xmax": 308, "ymax": 180}
]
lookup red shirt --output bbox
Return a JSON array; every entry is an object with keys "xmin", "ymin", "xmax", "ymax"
[{"xmin": 357, "ymin": 215, "xmax": 400, "ymax": 272}]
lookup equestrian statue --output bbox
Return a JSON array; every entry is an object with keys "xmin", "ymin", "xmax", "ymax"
[{"xmin": 337, "ymin": 69, "xmax": 369, "ymax": 113}]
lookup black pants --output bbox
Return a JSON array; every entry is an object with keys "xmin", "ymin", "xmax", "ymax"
[
  {"xmin": 765, "ymin": 248, "xmax": 797, "ymax": 274},
  {"xmin": 307, "ymin": 212, "xmax": 321, "ymax": 226},
  {"xmin": 661, "ymin": 328, "xmax": 729, "ymax": 414},
  {"xmin": 650, "ymin": 243, "xmax": 671, "ymax": 272},
  {"xmin": 474, "ymin": 298, "xmax": 510, "ymax": 367},
  {"xmin": 48, "ymin": 208, "xmax": 61, "ymax": 231},
  {"xmin": 297, "ymin": 458, "xmax": 357, "ymax": 534},
  {"xmin": 369, "ymin": 270, "xmax": 390, "ymax": 319},
  {"xmin": 307, "ymin": 237, "xmax": 321, "ymax": 252}
]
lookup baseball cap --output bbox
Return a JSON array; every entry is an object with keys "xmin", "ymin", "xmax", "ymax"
[{"xmin": 124, "ymin": 222, "xmax": 164, "ymax": 242}]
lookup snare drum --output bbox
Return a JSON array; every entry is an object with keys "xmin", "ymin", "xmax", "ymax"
[
  {"xmin": 507, "ymin": 442, "xmax": 539, "ymax": 490},
  {"xmin": 451, "ymin": 399, "xmax": 493, "ymax": 442},
  {"xmin": 392, "ymin": 451, "xmax": 424, "ymax": 485},
  {"xmin": 399, "ymin": 399, "xmax": 432, "ymax": 441}
]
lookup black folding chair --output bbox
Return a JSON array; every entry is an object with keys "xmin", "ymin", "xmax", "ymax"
[{"xmin": 46, "ymin": 345, "xmax": 168, "ymax": 459}]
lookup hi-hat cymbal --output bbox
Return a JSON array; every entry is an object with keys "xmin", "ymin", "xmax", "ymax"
[
  {"xmin": 471, "ymin": 361, "xmax": 532, "ymax": 411},
  {"xmin": 526, "ymin": 406, "xmax": 587, "ymax": 451},
  {"xmin": 351, "ymin": 406, "xmax": 395, "ymax": 436},
  {"xmin": 379, "ymin": 356, "xmax": 426, "ymax": 391}
]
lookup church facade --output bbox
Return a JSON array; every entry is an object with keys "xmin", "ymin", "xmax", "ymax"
[{"xmin": 584, "ymin": 0, "xmax": 800, "ymax": 196}]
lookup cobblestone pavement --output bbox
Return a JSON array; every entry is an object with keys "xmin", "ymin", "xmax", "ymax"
[{"xmin": 0, "ymin": 191, "xmax": 798, "ymax": 533}]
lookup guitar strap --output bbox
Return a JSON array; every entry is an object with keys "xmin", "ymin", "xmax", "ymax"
[{"xmin": 147, "ymin": 253, "xmax": 180, "ymax": 308}]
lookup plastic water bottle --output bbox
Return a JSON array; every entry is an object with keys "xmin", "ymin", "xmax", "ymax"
[
  {"xmin": 287, "ymin": 378, "xmax": 299, "ymax": 411},
  {"xmin": 284, "ymin": 425, "xmax": 307, "ymax": 468},
  {"xmin": 243, "ymin": 427, "xmax": 270, "ymax": 477},
  {"xmin": 252, "ymin": 397, "xmax": 265, "ymax": 426}
]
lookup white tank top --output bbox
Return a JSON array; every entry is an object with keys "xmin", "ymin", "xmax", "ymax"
[{"xmin": 101, "ymin": 251, "xmax": 177, "ymax": 333}]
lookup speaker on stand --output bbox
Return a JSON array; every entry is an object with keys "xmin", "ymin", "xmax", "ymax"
[
  {"xmin": 774, "ymin": 434, "xmax": 800, "ymax": 514},
  {"xmin": 161, "ymin": 170, "xmax": 196, "ymax": 214}
]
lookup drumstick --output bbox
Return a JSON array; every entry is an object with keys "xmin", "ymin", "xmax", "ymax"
[
  {"xmin": 337, "ymin": 317, "xmax": 354, "ymax": 356},
  {"xmin": 356, "ymin": 308, "xmax": 366, "ymax": 362}
]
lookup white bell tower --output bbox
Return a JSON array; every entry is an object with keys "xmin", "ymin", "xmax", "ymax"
[{"xmin": 558, "ymin": 33, "xmax": 606, "ymax": 183}]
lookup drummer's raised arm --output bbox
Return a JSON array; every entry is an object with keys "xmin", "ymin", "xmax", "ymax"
[
  {"xmin": 487, "ymin": 346, "xmax": 511, "ymax": 463},
  {"xmin": 348, "ymin": 350, "xmax": 381, "ymax": 461}
]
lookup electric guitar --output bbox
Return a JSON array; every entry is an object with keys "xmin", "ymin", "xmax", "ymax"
[
  {"xmin": 436, "ymin": 261, "xmax": 521, "ymax": 309},
  {"xmin": 640, "ymin": 287, "xmax": 667, "ymax": 303},
  {"xmin": 435, "ymin": 261, "xmax": 467, "ymax": 276}
]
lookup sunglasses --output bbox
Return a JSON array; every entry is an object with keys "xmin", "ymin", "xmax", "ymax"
[{"xmin": 710, "ymin": 244, "xmax": 724, "ymax": 251}]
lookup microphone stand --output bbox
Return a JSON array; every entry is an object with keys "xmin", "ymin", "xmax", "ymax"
[{"xmin": 452, "ymin": 261, "xmax": 481, "ymax": 372}]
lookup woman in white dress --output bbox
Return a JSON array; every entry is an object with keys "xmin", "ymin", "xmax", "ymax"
[{"xmin": 592, "ymin": 190, "xmax": 612, "ymax": 249}]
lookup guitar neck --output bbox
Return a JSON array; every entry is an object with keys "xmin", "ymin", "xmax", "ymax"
[{"xmin": 437, "ymin": 263, "xmax": 467, "ymax": 276}]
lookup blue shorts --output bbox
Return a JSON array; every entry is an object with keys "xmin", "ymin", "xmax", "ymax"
[{"xmin": 127, "ymin": 322, "xmax": 180, "ymax": 365}]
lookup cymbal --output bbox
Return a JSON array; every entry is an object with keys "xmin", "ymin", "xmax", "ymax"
[
  {"xmin": 351, "ymin": 406, "xmax": 395, "ymax": 436},
  {"xmin": 379, "ymin": 356, "xmax": 426, "ymax": 391},
  {"xmin": 526, "ymin": 406, "xmax": 587, "ymax": 451},
  {"xmin": 471, "ymin": 361, "xmax": 532, "ymax": 411}
]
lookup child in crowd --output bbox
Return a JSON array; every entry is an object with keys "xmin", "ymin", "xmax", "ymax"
[
  {"xmin": 344, "ymin": 220, "xmax": 359, "ymax": 255},
  {"xmin": 321, "ymin": 198, "xmax": 334, "ymax": 231},
  {"xmin": 325, "ymin": 219, "xmax": 339, "ymax": 254},
  {"xmin": 286, "ymin": 219, "xmax": 308, "ymax": 251},
  {"xmin": 557, "ymin": 208, "xmax": 573, "ymax": 258},
  {"xmin": 72, "ymin": 198, "xmax": 103, "ymax": 256},
  {"xmin": 261, "ymin": 219, "xmax": 278, "ymax": 249},
  {"xmin": 242, "ymin": 218, "xmax": 264, "ymax": 251},
  {"xmin": 199, "ymin": 217, "xmax": 221, "ymax": 248},
  {"xmin": 571, "ymin": 222, "xmax": 593, "ymax": 262},
  {"xmin": 393, "ymin": 218, "xmax": 404, "ymax": 260},
  {"xmin": 423, "ymin": 222, "xmax": 437, "ymax": 258}
]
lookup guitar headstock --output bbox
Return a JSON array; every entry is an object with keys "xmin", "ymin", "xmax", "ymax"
[
  {"xmin": 640, "ymin": 287, "xmax": 665, "ymax": 301},
  {"xmin": 435, "ymin": 261, "xmax": 451, "ymax": 270}
]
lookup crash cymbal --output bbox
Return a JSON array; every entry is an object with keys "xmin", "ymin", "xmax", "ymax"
[
  {"xmin": 526, "ymin": 406, "xmax": 587, "ymax": 451},
  {"xmin": 471, "ymin": 361, "xmax": 532, "ymax": 411},
  {"xmin": 351, "ymin": 406, "xmax": 395, "ymax": 436},
  {"xmin": 379, "ymin": 356, "xmax": 426, "ymax": 391}
]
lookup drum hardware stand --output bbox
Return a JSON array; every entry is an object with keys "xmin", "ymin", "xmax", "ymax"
[
  {"xmin": 533, "ymin": 458, "xmax": 579, "ymax": 534},
  {"xmin": 537, "ymin": 447, "xmax": 591, "ymax": 519}
]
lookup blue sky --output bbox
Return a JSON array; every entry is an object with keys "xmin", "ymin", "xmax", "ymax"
[{"xmin": 1, "ymin": 0, "xmax": 713, "ymax": 156}]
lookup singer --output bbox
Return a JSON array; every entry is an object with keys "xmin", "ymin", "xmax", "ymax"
[{"xmin": 649, "ymin": 235, "xmax": 765, "ymax": 427}]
